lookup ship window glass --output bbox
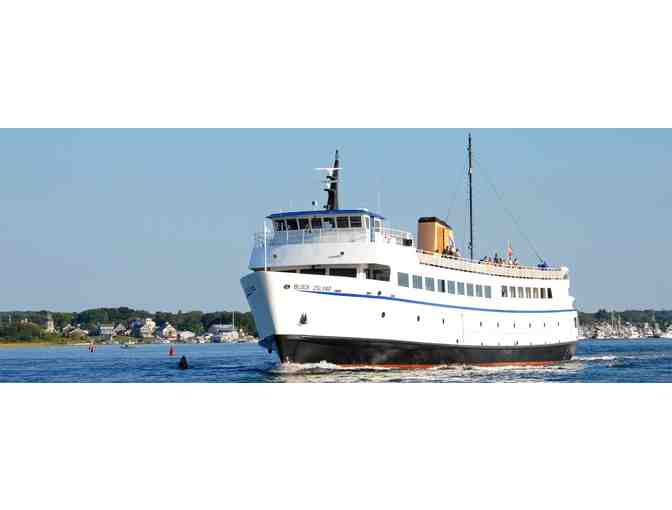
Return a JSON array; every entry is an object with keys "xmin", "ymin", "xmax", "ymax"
[
  {"xmin": 374, "ymin": 219, "xmax": 383, "ymax": 232},
  {"xmin": 300, "ymin": 268, "xmax": 326, "ymax": 275},
  {"xmin": 509, "ymin": 286, "xmax": 516, "ymax": 298},
  {"xmin": 425, "ymin": 277, "xmax": 435, "ymax": 292},
  {"xmin": 501, "ymin": 286, "xmax": 508, "ymax": 298},
  {"xmin": 286, "ymin": 219, "xmax": 299, "ymax": 231},
  {"xmin": 447, "ymin": 281, "xmax": 456, "ymax": 294},
  {"xmin": 438, "ymin": 280, "xmax": 446, "ymax": 293},
  {"xmin": 475, "ymin": 284, "xmax": 483, "ymax": 297},
  {"xmin": 412, "ymin": 275, "xmax": 423, "ymax": 289},
  {"xmin": 466, "ymin": 283, "xmax": 474, "ymax": 297},
  {"xmin": 311, "ymin": 217, "xmax": 323, "ymax": 229},
  {"xmin": 485, "ymin": 286, "xmax": 492, "ymax": 299},
  {"xmin": 518, "ymin": 287, "xmax": 524, "ymax": 299},
  {"xmin": 349, "ymin": 216, "xmax": 362, "ymax": 229},
  {"xmin": 330, "ymin": 267, "xmax": 357, "ymax": 278},
  {"xmin": 457, "ymin": 282, "xmax": 465, "ymax": 295},
  {"xmin": 298, "ymin": 218, "xmax": 310, "ymax": 230},
  {"xmin": 364, "ymin": 217, "xmax": 370, "ymax": 230},
  {"xmin": 398, "ymin": 272, "xmax": 409, "ymax": 287},
  {"xmin": 540, "ymin": 288, "xmax": 547, "ymax": 299},
  {"xmin": 533, "ymin": 288, "xmax": 539, "ymax": 299},
  {"xmin": 525, "ymin": 287, "xmax": 532, "ymax": 299},
  {"xmin": 547, "ymin": 288, "xmax": 553, "ymax": 299},
  {"xmin": 367, "ymin": 265, "xmax": 391, "ymax": 282},
  {"xmin": 336, "ymin": 216, "xmax": 350, "ymax": 229},
  {"xmin": 574, "ymin": 317, "xmax": 578, "ymax": 328},
  {"xmin": 274, "ymin": 220, "xmax": 286, "ymax": 231},
  {"xmin": 323, "ymin": 217, "xmax": 335, "ymax": 229}
]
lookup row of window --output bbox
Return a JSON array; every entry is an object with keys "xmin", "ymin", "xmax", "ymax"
[
  {"xmin": 274, "ymin": 215, "xmax": 374, "ymax": 232},
  {"xmin": 501, "ymin": 286, "xmax": 553, "ymax": 299},
  {"xmin": 398, "ymin": 273, "xmax": 493, "ymax": 299}
]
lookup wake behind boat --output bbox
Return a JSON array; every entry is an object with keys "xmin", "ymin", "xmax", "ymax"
[{"xmin": 241, "ymin": 137, "xmax": 579, "ymax": 366}]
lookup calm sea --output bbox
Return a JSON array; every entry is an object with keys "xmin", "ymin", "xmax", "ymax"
[{"xmin": 1, "ymin": 339, "xmax": 671, "ymax": 382}]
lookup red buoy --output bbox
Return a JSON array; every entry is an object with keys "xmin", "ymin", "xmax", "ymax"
[{"xmin": 169, "ymin": 345, "xmax": 176, "ymax": 357}]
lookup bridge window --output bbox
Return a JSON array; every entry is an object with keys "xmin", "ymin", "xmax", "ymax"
[
  {"xmin": 336, "ymin": 216, "xmax": 350, "ymax": 229},
  {"xmin": 485, "ymin": 286, "xmax": 492, "ymax": 299},
  {"xmin": 466, "ymin": 283, "xmax": 474, "ymax": 297},
  {"xmin": 274, "ymin": 220, "xmax": 286, "ymax": 231},
  {"xmin": 547, "ymin": 288, "xmax": 553, "ymax": 299},
  {"xmin": 412, "ymin": 275, "xmax": 423, "ymax": 289},
  {"xmin": 425, "ymin": 277, "xmax": 435, "ymax": 292},
  {"xmin": 457, "ymin": 282, "xmax": 465, "ymax": 295},
  {"xmin": 438, "ymin": 280, "xmax": 446, "ymax": 293},
  {"xmin": 330, "ymin": 267, "xmax": 357, "ymax": 278},
  {"xmin": 509, "ymin": 286, "xmax": 516, "ymax": 298},
  {"xmin": 323, "ymin": 217, "xmax": 335, "ymax": 229},
  {"xmin": 447, "ymin": 281, "xmax": 456, "ymax": 294},
  {"xmin": 540, "ymin": 288, "xmax": 547, "ymax": 299},
  {"xmin": 525, "ymin": 287, "xmax": 532, "ymax": 299},
  {"xmin": 398, "ymin": 272, "xmax": 409, "ymax": 287},
  {"xmin": 533, "ymin": 288, "xmax": 539, "ymax": 299},
  {"xmin": 475, "ymin": 285, "xmax": 483, "ymax": 297},
  {"xmin": 311, "ymin": 217, "xmax": 323, "ymax": 229},
  {"xmin": 286, "ymin": 219, "xmax": 299, "ymax": 231},
  {"xmin": 364, "ymin": 217, "xmax": 370, "ymax": 230},
  {"xmin": 501, "ymin": 286, "xmax": 508, "ymax": 298},
  {"xmin": 349, "ymin": 216, "xmax": 363, "ymax": 228},
  {"xmin": 298, "ymin": 218, "xmax": 310, "ymax": 230},
  {"xmin": 518, "ymin": 287, "xmax": 524, "ymax": 299}
]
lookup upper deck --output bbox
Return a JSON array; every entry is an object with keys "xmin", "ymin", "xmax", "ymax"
[{"xmin": 255, "ymin": 209, "xmax": 567, "ymax": 281}]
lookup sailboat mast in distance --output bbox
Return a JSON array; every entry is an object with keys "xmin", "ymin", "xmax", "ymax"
[{"xmin": 468, "ymin": 133, "xmax": 474, "ymax": 260}]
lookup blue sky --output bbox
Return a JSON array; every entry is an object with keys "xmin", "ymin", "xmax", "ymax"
[{"xmin": 1, "ymin": 129, "xmax": 670, "ymax": 313}]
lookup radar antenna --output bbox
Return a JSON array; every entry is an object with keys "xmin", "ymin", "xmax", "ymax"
[{"xmin": 316, "ymin": 150, "xmax": 341, "ymax": 210}]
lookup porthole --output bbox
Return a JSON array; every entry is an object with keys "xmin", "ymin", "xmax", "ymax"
[
  {"xmin": 442, "ymin": 318, "xmax": 445, "ymax": 325},
  {"xmin": 377, "ymin": 291, "xmax": 382, "ymax": 296},
  {"xmin": 479, "ymin": 321, "xmax": 483, "ymax": 327},
  {"xmin": 497, "ymin": 322, "xmax": 500, "ymax": 328},
  {"xmin": 529, "ymin": 323, "xmax": 532, "ymax": 328},
  {"xmin": 513, "ymin": 322, "xmax": 516, "ymax": 329},
  {"xmin": 381, "ymin": 312, "xmax": 386, "ymax": 318},
  {"xmin": 417, "ymin": 316, "xmax": 421, "ymax": 322},
  {"xmin": 283, "ymin": 284, "xmax": 290, "ymax": 290}
]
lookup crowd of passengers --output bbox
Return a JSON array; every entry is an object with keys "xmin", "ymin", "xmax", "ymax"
[{"xmin": 441, "ymin": 246, "xmax": 550, "ymax": 270}]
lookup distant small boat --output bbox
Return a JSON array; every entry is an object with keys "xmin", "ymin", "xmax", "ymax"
[{"xmin": 120, "ymin": 343, "xmax": 135, "ymax": 349}]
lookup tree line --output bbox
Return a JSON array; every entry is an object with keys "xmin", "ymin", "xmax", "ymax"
[{"xmin": 0, "ymin": 308, "xmax": 257, "ymax": 340}]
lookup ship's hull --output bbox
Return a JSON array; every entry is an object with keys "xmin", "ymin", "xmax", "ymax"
[{"xmin": 265, "ymin": 334, "xmax": 578, "ymax": 367}]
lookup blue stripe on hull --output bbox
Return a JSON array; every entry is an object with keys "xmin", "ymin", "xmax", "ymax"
[{"xmin": 299, "ymin": 290, "xmax": 576, "ymax": 315}]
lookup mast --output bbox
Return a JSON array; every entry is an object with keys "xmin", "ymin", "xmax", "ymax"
[
  {"xmin": 468, "ymin": 133, "xmax": 474, "ymax": 260},
  {"xmin": 325, "ymin": 150, "xmax": 340, "ymax": 210}
]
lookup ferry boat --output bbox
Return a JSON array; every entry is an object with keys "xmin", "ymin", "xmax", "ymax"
[{"xmin": 241, "ymin": 138, "xmax": 579, "ymax": 366}]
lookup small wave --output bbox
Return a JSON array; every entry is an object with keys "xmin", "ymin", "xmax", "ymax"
[{"xmin": 575, "ymin": 355, "xmax": 618, "ymax": 362}]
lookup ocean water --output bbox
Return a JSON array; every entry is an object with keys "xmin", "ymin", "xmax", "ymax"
[{"xmin": 1, "ymin": 339, "xmax": 671, "ymax": 382}]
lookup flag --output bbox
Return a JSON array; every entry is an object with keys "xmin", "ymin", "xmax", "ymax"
[{"xmin": 507, "ymin": 241, "xmax": 513, "ymax": 258}]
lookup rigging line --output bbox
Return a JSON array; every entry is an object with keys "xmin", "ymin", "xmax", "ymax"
[
  {"xmin": 444, "ymin": 154, "xmax": 467, "ymax": 223},
  {"xmin": 474, "ymin": 156, "xmax": 545, "ymax": 264}
]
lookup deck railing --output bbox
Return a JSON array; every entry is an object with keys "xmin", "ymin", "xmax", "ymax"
[
  {"xmin": 254, "ymin": 227, "xmax": 415, "ymax": 248},
  {"xmin": 253, "ymin": 229, "xmax": 567, "ymax": 280},
  {"xmin": 417, "ymin": 250, "xmax": 567, "ymax": 280}
]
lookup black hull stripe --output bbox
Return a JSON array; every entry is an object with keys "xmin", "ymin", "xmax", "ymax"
[
  {"xmin": 270, "ymin": 335, "xmax": 578, "ymax": 366},
  {"xmin": 299, "ymin": 290, "xmax": 575, "ymax": 315}
]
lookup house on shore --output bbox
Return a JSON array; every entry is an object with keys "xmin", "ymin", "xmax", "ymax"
[
  {"xmin": 156, "ymin": 322, "xmax": 178, "ymax": 340},
  {"xmin": 131, "ymin": 318, "xmax": 157, "ymax": 339}
]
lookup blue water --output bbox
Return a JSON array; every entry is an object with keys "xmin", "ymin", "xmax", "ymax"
[{"xmin": 1, "ymin": 339, "xmax": 672, "ymax": 382}]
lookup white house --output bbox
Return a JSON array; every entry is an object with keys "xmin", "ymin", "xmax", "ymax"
[{"xmin": 156, "ymin": 322, "xmax": 178, "ymax": 339}]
